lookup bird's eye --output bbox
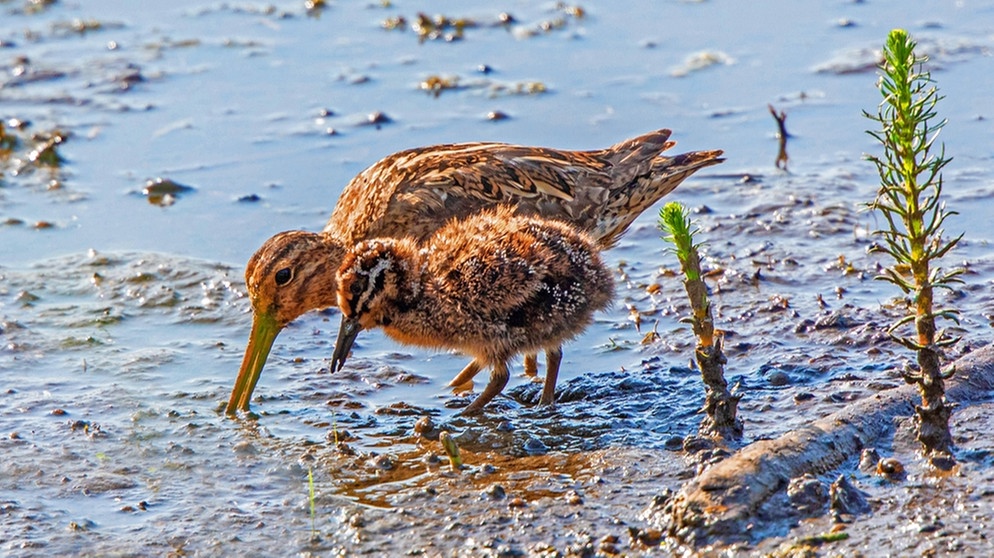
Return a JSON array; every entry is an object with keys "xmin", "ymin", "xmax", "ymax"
[
  {"xmin": 349, "ymin": 280, "xmax": 364, "ymax": 296},
  {"xmin": 274, "ymin": 267, "xmax": 293, "ymax": 286}
]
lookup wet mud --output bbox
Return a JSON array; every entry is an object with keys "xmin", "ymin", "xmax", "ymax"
[{"xmin": 2, "ymin": 0, "xmax": 994, "ymax": 556}]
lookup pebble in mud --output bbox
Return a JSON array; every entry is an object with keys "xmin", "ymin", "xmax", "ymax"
[
  {"xmin": 829, "ymin": 474, "xmax": 870, "ymax": 521},
  {"xmin": 929, "ymin": 454, "xmax": 957, "ymax": 471},
  {"xmin": 859, "ymin": 447, "xmax": 881, "ymax": 472},
  {"xmin": 521, "ymin": 436, "xmax": 548, "ymax": 455},
  {"xmin": 628, "ymin": 526, "xmax": 664, "ymax": 547},
  {"xmin": 482, "ymin": 484, "xmax": 506, "ymax": 500},
  {"xmin": 599, "ymin": 534, "xmax": 621, "ymax": 554},
  {"xmin": 682, "ymin": 435, "xmax": 716, "ymax": 454},
  {"xmin": 565, "ymin": 490, "xmax": 583, "ymax": 505},
  {"xmin": 767, "ymin": 370, "xmax": 791, "ymax": 386},
  {"xmin": 786, "ymin": 474, "xmax": 828, "ymax": 514},
  {"xmin": 877, "ymin": 457, "xmax": 906, "ymax": 480},
  {"xmin": 413, "ymin": 415, "xmax": 436, "ymax": 438},
  {"xmin": 423, "ymin": 453, "xmax": 442, "ymax": 468},
  {"xmin": 368, "ymin": 454, "xmax": 397, "ymax": 471}
]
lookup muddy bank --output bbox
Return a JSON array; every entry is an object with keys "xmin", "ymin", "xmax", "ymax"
[{"xmin": 655, "ymin": 343, "xmax": 994, "ymax": 547}]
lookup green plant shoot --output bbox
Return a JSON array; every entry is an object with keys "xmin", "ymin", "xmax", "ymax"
[
  {"xmin": 308, "ymin": 466, "xmax": 316, "ymax": 536},
  {"xmin": 864, "ymin": 28, "xmax": 963, "ymax": 457},
  {"xmin": 660, "ymin": 201, "xmax": 711, "ymax": 347},
  {"xmin": 659, "ymin": 201, "xmax": 741, "ymax": 440}
]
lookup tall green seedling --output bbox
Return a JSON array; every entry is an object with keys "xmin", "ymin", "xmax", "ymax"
[
  {"xmin": 864, "ymin": 29, "xmax": 963, "ymax": 457},
  {"xmin": 660, "ymin": 202, "xmax": 742, "ymax": 441}
]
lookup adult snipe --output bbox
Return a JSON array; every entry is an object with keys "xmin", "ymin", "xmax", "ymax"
[
  {"xmin": 226, "ymin": 129, "xmax": 723, "ymax": 414},
  {"xmin": 331, "ymin": 207, "xmax": 614, "ymax": 415}
]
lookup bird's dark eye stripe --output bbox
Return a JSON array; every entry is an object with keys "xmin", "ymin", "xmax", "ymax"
[{"xmin": 275, "ymin": 267, "xmax": 293, "ymax": 286}]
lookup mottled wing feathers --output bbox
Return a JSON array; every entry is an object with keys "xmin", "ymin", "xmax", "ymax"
[{"xmin": 325, "ymin": 129, "xmax": 723, "ymax": 248}]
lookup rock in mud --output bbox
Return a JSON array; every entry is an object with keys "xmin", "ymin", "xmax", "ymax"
[
  {"xmin": 786, "ymin": 474, "xmax": 828, "ymax": 514},
  {"xmin": 829, "ymin": 474, "xmax": 871, "ymax": 521},
  {"xmin": 858, "ymin": 447, "xmax": 880, "ymax": 472},
  {"xmin": 876, "ymin": 457, "xmax": 905, "ymax": 480}
]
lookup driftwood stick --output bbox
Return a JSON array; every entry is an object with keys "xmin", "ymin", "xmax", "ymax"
[{"xmin": 658, "ymin": 343, "xmax": 994, "ymax": 546}]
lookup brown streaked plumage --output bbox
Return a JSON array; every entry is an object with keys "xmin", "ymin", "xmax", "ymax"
[
  {"xmin": 331, "ymin": 207, "xmax": 614, "ymax": 415},
  {"xmin": 226, "ymin": 129, "xmax": 723, "ymax": 415}
]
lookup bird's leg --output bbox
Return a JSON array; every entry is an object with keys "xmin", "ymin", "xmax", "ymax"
[
  {"xmin": 448, "ymin": 358, "xmax": 484, "ymax": 388},
  {"xmin": 523, "ymin": 353, "xmax": 539, "ymax": 378},
  {"xmin": 539, "ymin": 346, "xmax": 562, "ymax": 406},
  {"xmin": 460, "ymin": 361, "xmax": 509, "ymax": 415}
]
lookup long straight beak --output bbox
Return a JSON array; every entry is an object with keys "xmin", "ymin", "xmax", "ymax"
[
  {"xmin": 225, "ymin": 311, "xmax": 281, "ymax": 415},
  {"xmin": 331, "ymin": 316, "xmax": 363, "ymax": 373}
]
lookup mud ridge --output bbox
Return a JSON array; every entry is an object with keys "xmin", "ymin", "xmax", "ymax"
[{"xmin": 655, "ymin": 343, "xmax": 994, "ymax": 546}]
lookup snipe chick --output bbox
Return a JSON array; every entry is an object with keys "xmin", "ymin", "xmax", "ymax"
[
  {"xmin": 227, "ymin": 129, "xmax": 723, "ymax": 414},
  {"xmin": 331, "ymin": 206, "xmax": 614, "ymax": 415}
]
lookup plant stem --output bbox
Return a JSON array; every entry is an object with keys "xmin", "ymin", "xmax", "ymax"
[
  {"xmin": 865, "ymin": 28, "xmax": 961, "ymax": 456},
  {"xmin": 659, "ymin": 202, "xmax": 742, "ymax": 440}
]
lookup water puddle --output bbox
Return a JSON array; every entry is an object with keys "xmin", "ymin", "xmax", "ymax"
[{"xmin": 2, "ymin": 0, "xmax": 993, "ymax": 555}]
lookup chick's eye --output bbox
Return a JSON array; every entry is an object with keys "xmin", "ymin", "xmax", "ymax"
[
  {"xmin": 349, "ymin": 281, "xmax": 364, "ymax": 296},
  {"xmin": 274, "ymin": 267, "xmax": 293, "ymax": 286}
]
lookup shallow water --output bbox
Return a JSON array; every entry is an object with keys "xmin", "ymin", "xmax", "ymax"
[{"xmin": 1, "ymin": 0, "xmax": 993, "ymax": 555}]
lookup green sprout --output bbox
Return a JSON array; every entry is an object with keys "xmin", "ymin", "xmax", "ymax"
[
  {"xmin": 308, "ymin": 466, "xmax": 317, "ymax": 540},
  {"xmin": 864, "ymin": 29, "xmax": 963, "ymax": 458},
  {"xmin": 439, "ymin": 430, "xmax": 463, "ymax": 470},
  {"xmin": 659, "ymin": 202, "xmax": 742, "ymax": 440}
]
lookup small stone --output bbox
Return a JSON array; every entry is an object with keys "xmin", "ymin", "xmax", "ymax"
[
  {"xmin": 787, "ymin": 474, "xmax": 828, "ymax": 513},
  {"xmin": 564, "ymin": 490, "xmax": 583, "ymax": 505},
  {"xmin": 599, "ymin": 534, "xmax": 620, "ymax": 552},
  {"xmin": 483, "ymin": 484, "xmax": 506, "ymax": 500},
  {"xmin": 508, "ymin": 496, "xmax": 526, "ymax": 508},
  {"xmin": 858, "ymin": 448, "xmax": 880, "ymax": 472},
  {"xmin": 682, "ymin": 435, "xmax": 715, "ymax": 454},
  {"xmin": 521, "ymin": 437, "xmax": 547, "ymax": 455},
  {"xmin": 629, "ymin": 526, "xmax": 664, "ymax": 547},
  {"xmin": 648, "ymin": 488, "xmax": 673, "ymax": 509},
  {"xmin": 413, "ymin": 416, "xmax": 435, "ymax": 437},
  {"xmin": 368, "ymin": 454, "xmax": 396, "ymax": 471},
  {"xmin": 767, "ymin": 370, "xmax": 790, "ymax": 386},
  {"xmin": 233, "ymin": 441, "xmax": 258, "ymax": 456},
  {"xmin": 366, "ymin": 111, "xmax": 391, "ymax": 125},
  {"xmin": 877, "ymin": 457, "xmax": 905, "ymax": 480},
  {"xmin": 830, "ymin": 474, "xmax": 870, "ymax": 518},
  {"xmin": 929, "ymin": 454, "xmax": 957, "ymax": 471}
]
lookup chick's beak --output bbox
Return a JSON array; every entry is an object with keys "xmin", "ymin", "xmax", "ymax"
[
  {"xmin": 225, "ymin": 310, "xmax": 281, "ymax": 415},
  {"xmin": 331, "ymin": 316, "xmax": 363, "ymax": 373}
]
